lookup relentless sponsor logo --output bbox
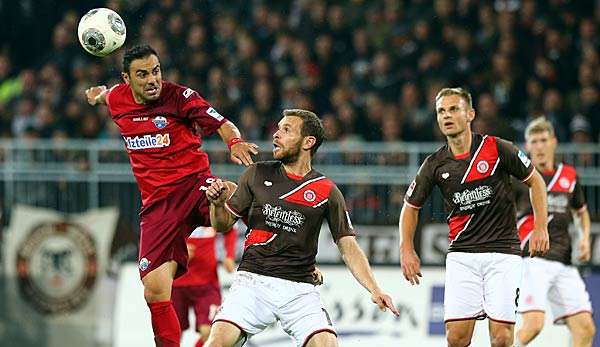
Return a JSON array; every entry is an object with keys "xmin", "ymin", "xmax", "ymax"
[
  {"xmin": 124, "ymin": 133, "xmax": 170, "ymax": 150},
  {"xmin": 559, "ymin": 177, "xmax": 570, "ymax": 189},
  {"xmin": 207, "ymin": 107, "xmax": 224, "ymax": 121},
  {"xmin": 476, "ymin": 160, "xmax": 489, "ymax": 174},
  {"xmin": 442, "ymin": 172, "xmax": 450, "ymax": 179},
  {"xmin": 547, "ymin": 194, "xmax": 569, "ymax": 213},
  {"xmin": 152, "ymin": 116, "xmax": 168, "ymax": 129},
  {"xmin": 304, "ymin": 190, "xmax": 316, "ymax": 202},
  {"xmin": 262, "ymin": 204, "xmax": 305, "ymax": 232},
  {"xmin": 453, "ymin": 185, "xmax": 493, "ymax": 210},
  {"xmin": 406, "ymin": 180, "xmax": 416, "ymax": 197},
  {"xmin": 518, "ymin": 150, "xmax": 531, "ymax": 167},
  {"xmin": 16, "ymin": 221, "xmax": 97, "ymax": 315},
  {"xmin": 139, "ymin": 257, "xmax": 150, "ymax": 271}
]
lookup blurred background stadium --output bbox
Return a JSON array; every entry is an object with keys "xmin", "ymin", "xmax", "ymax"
[{"xmin": 0, "ymin": 0, "xmax": 599, "ymax": 346}]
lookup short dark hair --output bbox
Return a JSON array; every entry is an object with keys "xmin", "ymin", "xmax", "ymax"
[
  {"xmin": 282, "ymin": 109, "xmax": 324, "ymax": 155},
  {"xmin": 122, "ymin": 44, "xmax": 159, "ymax": 74}
]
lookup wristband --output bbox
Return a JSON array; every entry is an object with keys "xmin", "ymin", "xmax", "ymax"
[{"xmin": 227, "ymin": 137, "xmax": 244, "ymax": 150}]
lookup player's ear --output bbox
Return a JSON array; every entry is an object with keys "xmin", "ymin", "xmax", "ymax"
[
  {"xmin": 121, "ymin": 72, "xmax": 130, "ymax": 85},
  {"xmin": 303, "ymin": 136, "xmax": 316, "ymax": 152},
  {"xmin": 467, "ymin": 107, "xmax": 476, "ymax": 123}
]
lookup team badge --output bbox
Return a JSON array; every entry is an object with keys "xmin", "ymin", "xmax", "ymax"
[
  {"xmin": 303, "ymin": 190, "xmax": 316, "ymax": 202},
  {"xmin": 559, "ymin": 177, "xmax": 570, "ymax": 189},
  {"xmin": 476, "ymin": 160, "xmax": 489, "ymax": 174},
  {"xmin": 152, "ymin": 116, "xmax": 168, "ymax": 129},
  {"xmin": 139, "ymin": 257, "xmax": 150, "ymax": 271}
]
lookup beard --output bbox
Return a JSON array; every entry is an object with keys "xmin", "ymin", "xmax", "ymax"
[{"xmin": 275, "ymin": 141, "xmax": 302, "ymax": 164}]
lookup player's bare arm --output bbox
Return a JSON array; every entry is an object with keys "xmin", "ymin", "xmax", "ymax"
[
  {"xmin": 336, "ymin": 235, "xmax": 399, "ymax": 316},
  {"xmin": 216, "ymin": 121, "xmax": 259, "ymax": 166},
  {"xmin": 399, "ymin": 204, "xmax": 422, "ymax": 285},
  {"xmin": 572, "ymin": 207, "xmax": 592, "ymax": 262},
  {"xmin": 85, "ymin": 85, "xmax": 108, "ymax": 106},
  {"xmin": 206, "ymin": 179, "xmax": 238, "ymax": 232},
  {"xmin": 523, "ymin": 170, "xmax": 550, "ymax": 257}
]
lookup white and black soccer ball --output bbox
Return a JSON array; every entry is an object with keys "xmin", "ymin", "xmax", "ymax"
[{"xmin": 77, "ymin": 8, "xmax": 126, "ymax": 57}]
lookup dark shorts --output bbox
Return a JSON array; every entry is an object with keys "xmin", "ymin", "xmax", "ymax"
[
  {"xmin": 138, "ymin": 172, "xmax": 217, "ymax": 279},
  {"xmin": 172, "ymin": 283, "xmax": 222, "ymax": 330}
]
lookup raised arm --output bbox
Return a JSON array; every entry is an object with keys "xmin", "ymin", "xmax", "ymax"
[
  {"xmin": 206, "ymin": 179, "xmax": 238, "ymax": 232},
  {"xmin": 399, "ymin": 204, "xmax": 422, "ymax": 285},
  {"xmin": 85, "ymin": 85, "xmax": 108, "ymax": 106},
  {"xmin": 337, "ymin": 236, "xmax": 399, "ymax": 316},
  {"xmin": 523, "ymin": 170, "xmax": 549, "ymax": 257}
]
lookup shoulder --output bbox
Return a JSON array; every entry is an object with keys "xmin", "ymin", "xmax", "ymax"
[
  {"xmin": 106, "ymin": 83, "xmax": 132, "ymax": 115},
  {"xmin": 255, "ymin": 160, "xmax": 281, "ymax": 170},
  {"xmin": 560, "ymin": 163, "xmax": 578, "ymax": 180}
]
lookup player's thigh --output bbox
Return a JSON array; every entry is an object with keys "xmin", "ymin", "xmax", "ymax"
[
  {"xmin": 519, "ymin": 311, "xmax": 545, "ymax": 334},
  {"xmin": 565, "ymin": 311, "xmax": 595, "ymax": 339},
  {"xmin": 305, "ymin": 330, "xmax": 337, "ymax": 347},
  {"xmin": 205, "ymin": 321, "xmax": 245, "ymax": 347},
  {"xmin": 549, "ymin": 265, "xmax": 593, "ymax": 323},
  {"xmin": 482, "ymin": 253, "xmax": 522, "ymax": 323},
  {"xmin": 444, "ymin": 252, "xmax": 485, "ymax": 321},
  {"xmin": 518, "ymin": 257, "xmax": 552, "ymax": 314},
  {"xmin": 142, "ymin": 260, "xmax": 178, "ymax": 302}
]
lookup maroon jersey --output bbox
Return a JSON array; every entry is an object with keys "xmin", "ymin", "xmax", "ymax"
[
  {"xmin": 404, "ymin": 134, "xmax": 535, "ymax": 254},
  {"xmin": 516, "ymin": 163, "xmax": 586, "ymax": 264},
  {"xmin": 225, "ymin": 161, "xmax": 355, "ymax": 283},
  {"xmin": 106, "ymin": 81, "xmax": 228, "ymax": 205}
]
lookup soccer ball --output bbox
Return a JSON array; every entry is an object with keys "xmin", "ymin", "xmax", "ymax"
[{"xmin": 78, "ymin": 8, "xmax": 126, "ymax": 57}]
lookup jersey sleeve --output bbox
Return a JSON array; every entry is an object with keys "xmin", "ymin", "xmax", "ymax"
[
  {"xmin": 497, "ymin": 138, "xmax": 535, "ymax": 182},
  {"xmin": 570, "ymin": 175, "xmax": 587, "ymax": 212},
  {"xmin": 224, "ymin": 164, "xmax": 257, "ymax": 218},
  {"xmin": 404, "ymin": 156, "xmax": 435, "ymax": 209},
  {"xmin": 325, "ymin": 185, "xmax": 356, "ymax": 241},
  {"xmin": 178, "ymin": 86, "xmax": 228, "ymax": 136},
  {"xmin": 105, "ymin": 84, "xmax": 124, "ymax": 115}
]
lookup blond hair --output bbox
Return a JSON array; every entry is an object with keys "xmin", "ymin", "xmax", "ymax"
[
  {"xmin": 435, "ymin": 87, "xmax": 473, "ymax": 108},
  {"xmin": 525, "ymin": 116, "xmax": 555, "ymax": 140}
]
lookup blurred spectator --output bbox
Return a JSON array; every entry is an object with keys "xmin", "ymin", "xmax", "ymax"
[{"xmin": 0, "ymin": 0, "xmax": 598, "ymax": 143}]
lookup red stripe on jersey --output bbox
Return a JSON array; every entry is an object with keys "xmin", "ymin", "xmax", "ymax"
[
  {"xmin": 547, "ymin": 163, "xmax": 577, "ymax": 193},
  {"xmin": 462, "ymin": 136, "xmax": 499, "ymax": 183},
  {"xmin": 280, "ymin": 177, "xmax": 334, "ymax": 208},
  {"xmin": 181, "ymin": 98, "xmax": 209, "ymax": 113},
  {"xmin": 244, "ymin": 229, "xmax": 276, "ymax": 249},
  {"xmin": 517, "ymin": 214, "xmax": 535, "ymax": 244},
  {"xmin": 448, "ymin": 214, "xmax": 472, "ymax": 242}
]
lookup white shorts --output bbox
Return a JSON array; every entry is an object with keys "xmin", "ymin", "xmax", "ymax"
[
  {"xmin": 444, "ymin": 252, "xmax": 522, "ymax": 324},
  {"xmin": 518, "ymin": 257, "xmax": 592, "ymax": 324},
  {"xmin": 213, "ymin": 271, "xmax": 336, "ymax": 347}
]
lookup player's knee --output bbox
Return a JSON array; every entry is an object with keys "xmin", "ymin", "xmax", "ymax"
[
  {"xmin": 490, "ymin": 329, "xmax": 513, "ymax": 347},
  {"xmin": 522, "ymin": 318, "xmax": 544, "ymax": 337},
  {"xmin": 446, "ymin": 331, "xmax": 471, "ymax": 347},
  {"xmin": 571, "ymin": 319, "xmax": 596, "ymax": 342},
  {"xmin": 142, "ymin": 280, "xmax": 170, "ymax": 303}
]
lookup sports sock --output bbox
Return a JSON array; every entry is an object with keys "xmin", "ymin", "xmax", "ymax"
[{"xmin": 147, "ymin": 300, "xmax": 181, "ymax": 347}]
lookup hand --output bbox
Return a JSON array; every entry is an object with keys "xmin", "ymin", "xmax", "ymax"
[
  {"xmin": 312, "ymin": 267, "xmax": 324, "ymax": 285},
  {"xmin": 205, "ymin": 179, "xmax": 230, "ymax": 206},
  {"xmin": 400, "ymin": 247, "xmax": 422, "ymax": 285},
  {"xmin": 577, "ymin": 237, "xmax": 591, "ymax": 262},
  {"xmin": 85, "ymin": 85, "xmax": 107, "ymax": 106},
  {"xmin": 230, "ymin": 141, "xmax": 259, "ymax": 166},
  {"xmin": 223, "ymin": 257, "xmax": 236, "ymax": 273},
  {"xmin": 371, "ymin": 289, "xmax": 400, "ymax": 316},
  {"xmin": 529, "ymin": 227, "xmax": 550, "ymax": 257}
]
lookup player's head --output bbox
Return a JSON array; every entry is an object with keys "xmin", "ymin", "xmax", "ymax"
[
  {"xmin": 435, "ymin": 87, "xmax": 475, "ymax": 137},
  {"xmin": 272, "ymin": 109, "xmax": 324, "ymax": 163},
  {"xmin": 525, "ymin": 116, "xmax": 557, "ymax": 167},
  {"xmin": 121, "ymin": 44, "xmax": 162, "ymax": 103}
]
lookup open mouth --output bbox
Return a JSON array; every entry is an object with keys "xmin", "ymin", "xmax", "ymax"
[
  {"xmin": 145, "ymin": 86, "xmax": 159, "ymax": 95},
  {"xmin": 443, "ymin": 121, "xmax": 454, "ymax": 127},
  {"xmin": 273, "ymin": 142, "xmax": 282, "ymax": 151}
]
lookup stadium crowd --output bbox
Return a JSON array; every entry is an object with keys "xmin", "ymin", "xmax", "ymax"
[{"xmin": 0, "ymin": 0, "xmax": 599, "ymax": 145}]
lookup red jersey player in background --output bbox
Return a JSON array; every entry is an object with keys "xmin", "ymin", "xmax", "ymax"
[
  {"xmin": 172, "ymin": 226, "xmax": 238, "ymax": 347},
  {"xmin": 85, "ymin": 44, "xmax": 256, "ymax": 347}
]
